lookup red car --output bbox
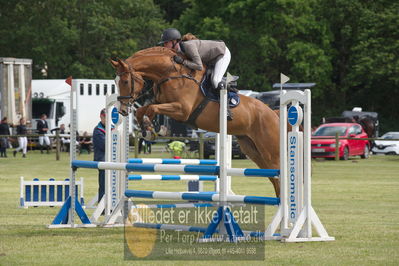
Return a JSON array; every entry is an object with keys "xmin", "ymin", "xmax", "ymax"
[{"xmin": 311, "ymin": 123, "xmax": 370, "ymax": 160}]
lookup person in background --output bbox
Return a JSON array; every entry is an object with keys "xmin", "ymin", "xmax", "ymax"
[
  {"xmin": 0, "ymin": 117, "xmax": 10, "ymax": 158},
  {"xmin": 64, "ymin": 124, "xmax": 79, "ymax": 153},
  {"xmin": 36, "ymin": 114, "xmax": 51, "ymax": 154},
  {"xmin": 93, "ymin": 109, "xmax": 106, "ymax": 203},
  {"xmin": 59, "ymin": 124, "xmax": 67, "ymax": 151},
  {"xmin": 59, "ymin": 124, "xmax": 66, "ymax": 134},
  {"xmin": 79, "ymin": 131, "xmax": 92, "ymax": 154},
  {"xmin": 138, "ymin": 116, "xmax": 154, "ymax": 154},
  {"xmin": 13, "ymin": 118, "xmax": 28, "ymax": 158},
  {"xmin": 168, "ymin": 140, "xmax": 186, "ymax": 159}
]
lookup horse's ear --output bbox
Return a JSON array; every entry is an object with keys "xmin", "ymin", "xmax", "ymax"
[
  {"xmin": 109, "ymin": 59, "xmax": 119, "ymax": 69},
  {"xmin": 117, "ymin": 58, "xmax": 129, "ymax": 70}
]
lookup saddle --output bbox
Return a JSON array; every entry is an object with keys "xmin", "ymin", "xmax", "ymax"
[
  {"xmin": 199, "ymin": 68, "xmax": 240, "ymax": 108},
  {"xmin": 185, "ymin": 69, "xmax": 240, "ymax": 127}
]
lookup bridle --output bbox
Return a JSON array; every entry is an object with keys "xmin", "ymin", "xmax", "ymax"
[
  {"xmin": 115, "ymin": 66, "xmax": 146, "ymax": 108},
  {"xmin": 116, "ymin": 59, "xmax": 201, "ymax": 107}
]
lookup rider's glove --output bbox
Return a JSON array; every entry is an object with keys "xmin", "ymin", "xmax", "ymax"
[{"xmin": 173, "ymin": 55, "xmax": 184, "ymax": 64}]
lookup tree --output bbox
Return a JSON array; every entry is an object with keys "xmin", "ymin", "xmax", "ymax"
[
  {"xmin": 176, "ymin": 0, "xmax": 333, "ymax": 121},
  {"xmin": 346, "ymin": 1, "xmax": 399, "ymax": 132},
  {"xmin": 0, "ymin": 0, "xmax": 167, "ymax": 78},
  {"xmin": 321, "ymin": 0, "xmax": 399, "ymax": 131},
  {"xmin": 154, "ymin": 0, "xmax": 190, "ymax": 22}
]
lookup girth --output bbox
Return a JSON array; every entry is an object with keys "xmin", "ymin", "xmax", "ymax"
[{"xmin": 185, "ymin": 97, "xmax": 210, "ymax": 128}]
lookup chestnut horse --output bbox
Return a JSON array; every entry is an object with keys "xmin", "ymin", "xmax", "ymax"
[{"xmin": 110, "ymin": 47, "xmax": 281, "ymax": 197}]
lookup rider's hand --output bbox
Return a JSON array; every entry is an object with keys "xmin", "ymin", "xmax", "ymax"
[{"xmin": 173, "ymin": 55, "xmax": 184, "ymax": 64}]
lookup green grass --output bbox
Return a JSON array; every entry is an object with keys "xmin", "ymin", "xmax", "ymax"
[{"xmin": 1, "ymin": 148, "xmax": 399, "ymax": 265}]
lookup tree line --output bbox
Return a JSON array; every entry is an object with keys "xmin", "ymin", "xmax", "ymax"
[{"xmin": 1, "ymin": 0, "xmax": 398, "ymax": 132}]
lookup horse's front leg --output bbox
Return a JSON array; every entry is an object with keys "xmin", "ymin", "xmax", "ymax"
[
  {"xmin": 144, "ymin": 102, "xmax": 188, "ymax": 121},
  {"xmin": 136, "ymin": 106, "xmax": 150, "ymax": 124}
]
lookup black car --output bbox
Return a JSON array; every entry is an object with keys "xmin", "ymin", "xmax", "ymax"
[
  {"xmin": 203, "ymin": 131, "xmax": 246, "ymax": 159},
  {"xmin": 256, "ymin": 83, "xmax": 316, "ymax": 110}
]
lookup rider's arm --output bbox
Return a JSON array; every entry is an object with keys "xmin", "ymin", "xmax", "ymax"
[{"xmin": 182, "ymin": 42, "xmax": 203, "ymax": 71}]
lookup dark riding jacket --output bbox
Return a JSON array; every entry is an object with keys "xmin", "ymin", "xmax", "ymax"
[
  {"xmin": 93, "ymin": 122, "xmax": 106, "ymax": 162},
  {"xmin": 36, "ymin": 120, "xmax": 49, "ymax": 134}
]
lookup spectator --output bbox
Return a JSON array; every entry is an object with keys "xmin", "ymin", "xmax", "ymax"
[
  {"xmin": 168, "ymin": 140, "xmax": 186, "ymax": 159},
  {"xmin": 59, "ymin": 124, "xmax": 66, "ymax": 134},
  {"xmin": 36, "ymin": 114, "xmax": 51, "ymax": 154},
  {"xmin": 59, "ymin": 124, "xmax": 67, "ymax": 151},
  {"xmin": 93, "ymin": 109, "xmax": 106, "ymax": 203},
  {"xmin": 63, "ymin": 124, "xmax": 79, "ymax": 153},
  {"xmin": 13, "ymin": 117, "xmax": 28, "ymax": 158},
  {"xmin": 0, "ymin": 117, "xmax": 10, "ymax": 157},
  {"xmin": 138, "ymin": 116, "xmax": 154, "ymax": 154},
  {"xmin": 79, "ymin": 131, "xmax": 92, "ymax": 154}
]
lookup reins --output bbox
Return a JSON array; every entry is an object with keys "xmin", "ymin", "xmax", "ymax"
[{"xmin": 156, "ymin": 74, "xmax": 200, "ymax": 93}]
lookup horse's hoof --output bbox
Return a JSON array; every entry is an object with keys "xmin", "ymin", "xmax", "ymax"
[{"xmin": 154, "ymin": 124, "xmax": 160, "ymax": 133}]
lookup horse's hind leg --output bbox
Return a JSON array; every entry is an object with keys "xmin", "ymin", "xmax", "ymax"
[{"xmin": 236, "ymin": 135, "xmax": 280, "ymax": 197}]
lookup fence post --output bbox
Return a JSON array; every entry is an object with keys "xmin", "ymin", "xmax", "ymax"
[
  {"xmin": 198, "ymin": 132, "xmax": 204, "ymax": 159},
  {"xmin": 134, "ymin": 131, "xmax": 139, "ymax": 158},
  {"xmin": 55, "ymin": 130, "xmax": 60, "ymax": 161},
  {"xmin": 335, "ymin": 132, "xmax": 339, "ymax": 161}
]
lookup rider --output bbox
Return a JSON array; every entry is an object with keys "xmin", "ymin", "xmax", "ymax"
[{"xmin": 159, "ymin": 28, "xmax": 231, "ymax": 90}]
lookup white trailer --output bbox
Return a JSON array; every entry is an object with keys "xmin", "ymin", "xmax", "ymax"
[{"xmin": 32, "ymin": 79, "xmax": 131, "ymax": 135}]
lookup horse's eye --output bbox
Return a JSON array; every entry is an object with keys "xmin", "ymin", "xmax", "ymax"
[{"xmin": 123, "ymin": 80, "xmax": 129, "ymax": 85}]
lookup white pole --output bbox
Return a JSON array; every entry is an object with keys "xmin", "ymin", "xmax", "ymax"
[
  {"xmin": 105, "ymin": 102, "xmax": 112, "ymax": 216},
  {"xmin": 20, "ymin": 176, "xmax": 24, "ymax": 207},
  {"xmin": 304, "ymin": 90, "xmax": 312, "ymax": 237},
  {"xmin": 7, "ymin": 63, "xmax": 16, "ymax": 124},
  {"xmin": 218, "ymin": 76, "xmax": 230, "ymax": 204},
  {"xmin": 215, "ymin": 134, "xmax": 220, "ymax": 192},
  {"xmin": 19, "ymin": 64, "xmax": 26, "ymax": 120},
  {"xmin": 279, "ymin": 90, "xmax": 288, "ymax": 231},
  {"xmin": 69, "ymin": 79, "xmax": 78, "ymax": 227},
  {"xmin": 226, "ymin": 135, "xmax": 233, "ymax": 195}
]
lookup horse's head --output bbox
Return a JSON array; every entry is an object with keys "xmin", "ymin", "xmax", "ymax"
[{"xmin": 110, "ymin": 58, "xmax": 145, "ymax": 116}]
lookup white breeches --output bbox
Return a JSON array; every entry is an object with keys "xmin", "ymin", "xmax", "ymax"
[
  {"xmin": 16, "ymin": 137, "xmax": 28, "ymax": 154},
  {"xmin": 212, "ymin": 47, "xmax": 231, "ymax": 88},
  {"xmin": 39, "ymin": 135, "xmax": 51, "ymax": 146}
]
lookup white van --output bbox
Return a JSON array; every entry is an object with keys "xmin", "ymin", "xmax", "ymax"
[{"xmin": 32, "ymin": 79, "xmax": 126, "ymax": 135}]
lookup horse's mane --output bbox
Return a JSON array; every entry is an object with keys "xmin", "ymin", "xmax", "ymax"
[
  {"xmin": 126, "ymin": 46, "xmax": 197, "ymax": 77},
  {"xmin": 132, "ymin": 47, "xmax": 176, "ymax": 58}
]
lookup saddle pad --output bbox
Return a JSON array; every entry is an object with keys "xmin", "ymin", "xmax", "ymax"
[{"xmin": 199, "ymin": 74, "xmax": 240, "ymax": 108}]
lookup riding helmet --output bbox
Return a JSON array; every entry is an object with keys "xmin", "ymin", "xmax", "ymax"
[{"xmin": 159, "ymin": 28, "xmax": 181, "ymax": 44}]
